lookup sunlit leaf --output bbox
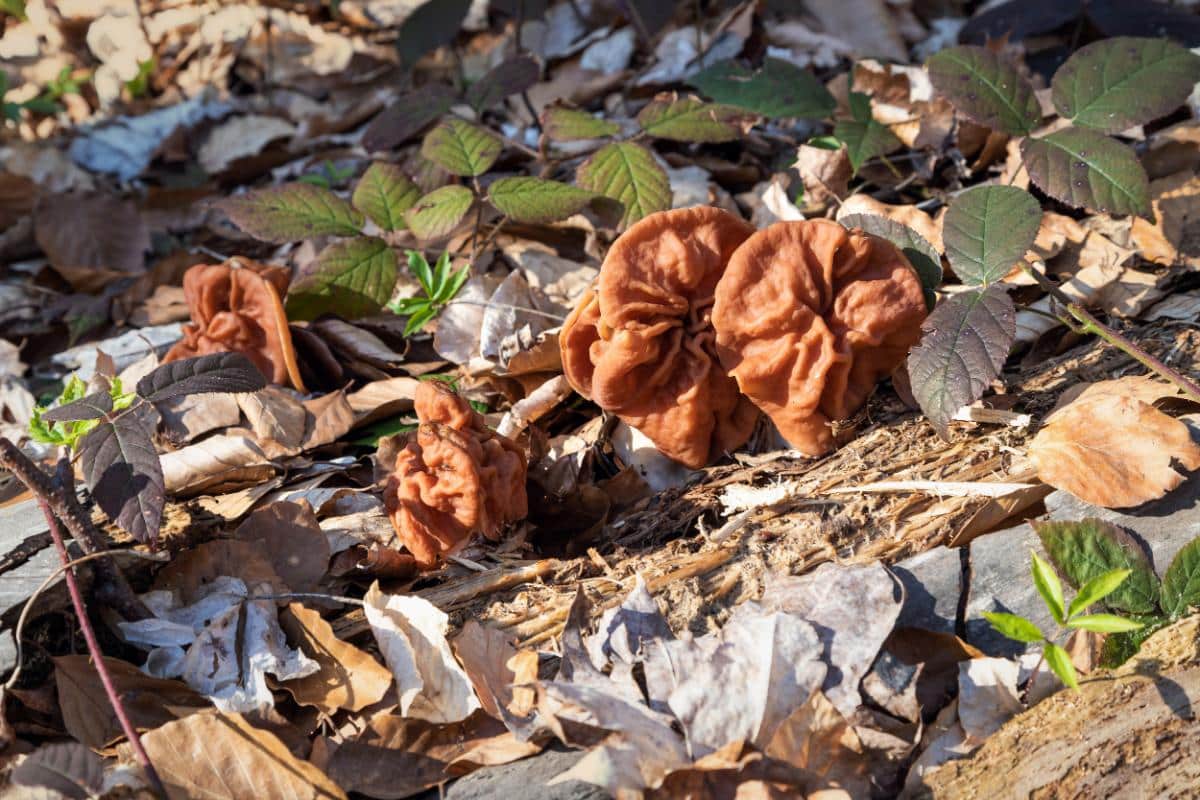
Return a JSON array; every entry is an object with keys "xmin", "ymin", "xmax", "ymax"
[
  {"xmin": 78, "ymin": 404, "xmax": 163, "ymax": 543},
  {"xmin": 840, "ymin": 213, "xmax": 941, "ymax": 309},
  {"xmin": 1067, "ymin": 613, "xmax": 1144, "ymax": 633},
  {"xmin": 136, "ymin": 353, "xmax": 266, "ymax": 403},
  {"xmin": 1044, "ymin": 642, "xmax": 1079, "ymax": 689},
  {"xmin": 906, "ymin": 285, "xmax": 1015, "ymax": 438},
  {"xmin": 1021, "ymin": 128, "xmax": 1152, "ymax": 218},
  {"xmin": 1068, "ymin": 569, "xmax": 1132, "ymax": 618},
  {"xmin": 1032, "ymin": 551, "xmax": 1066, "ymax": 625},
  {"xmin": 219, "ymin": 184, "xmax": 363, "ymax": 243},
  {"xmin": 635, "ymin": 94, "xmax": 755, "ymax": 143},
  {"xmin": 942, "ymin": 185, "xmax": 1042, "ymax": 286},
  {"xmin": 421, "ymin": 119, "xmax": 503, "ymax": 177},
  {"xmin": 487, "ymin": 176, "xmax": 601, "ymax": 223},
  {"xmin": 465, "ymin": 55, "xmax": 540, "ymax": 111},
  {"xmin": 689, "ymin": 58, "xmax": 835, "ymax": 119},
  {"xmin": 39, "ymin": 391, "xmax": 112, "ymax": 423},
  {"xmin": 1161, "ymin": 538, "xmax": 1200, "ymax": 618},
  {"xmin": 352, "ymin": 163, "xmax": 420, "ymax": 232},
  {"xmin": 287, "ymin": 237, "xmax": 398, "ymax": 320},
  {"xmin": 576, "ymin": 141, "xmax": 670, "ymax": 228},
  {"xmin": 407, "ymin": 250, "xmax": 435, "ymax": 294},
  {"xmin": 982, "ymin": 611, "xmax": 1044, "ymax": 643},
  {"xmin": 927, "ymin": 45, "xmax": 1042, "ymax": 135},
  {"xmin": 1052, "ymin": 37, "xmax": 1200, "ymax": 134},
  {"xmin": 405, "ymin": 185, "xmax": 474, "ymax": 240},
  {"xmin": 540, "ymin": 105, "xmax": 621, "ymax": 141},
  {"xmin": 1032, "ymin": 518, "xmax": 1161, "ymax": 616}
]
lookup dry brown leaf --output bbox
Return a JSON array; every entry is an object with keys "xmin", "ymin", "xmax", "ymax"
[
  {"xmin": 160, "ymin": 433, "xmax": 273, "ymax": 495},
  {"xmin": 234, "ymin": 502, "xmax": 330, "ymax": 592},
  {"xmin": 795, "ymin": 145, "xmax": 851, "ymax": 208},
  {"xmin": 135, "ymin": 711, "xmax": 346, "ymax": 800},
  {"xmin": 33, "ymin": 192, "xmax": 149, "ymax": 290},
  {"xmin": 836, "ymin": 195, "xmax": 942, "ymax": 252},
  {"xmin": 1030, "ymin": 380, "xmax": 1200, "ymax": 508},
  {"xmin": 765, "ymin": 690, "xmax": 870, "ymax": 797},
  {"xmin": 348, "ymin": 376, "xmax": 420, "ymax": 427},
  {"xmin": 1130, "ymin": 171, "xmax": 1200, "ymax": 269},
  {"xmin": 279, "ymin": 603, "xmax": 393, "ymax": 714}
]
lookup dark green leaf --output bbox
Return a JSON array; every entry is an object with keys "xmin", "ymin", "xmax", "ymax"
[
  {"xmin": 1032, "ymin": 518, "xmax": 1161, "ymax": 616},
  {"xmin": 136, "ymin": 353, "xmax": 266, "ymax": 403},
  {"xmin": 833, "ymin": 117, "xmax": 901, "ymax": 173},
  {"xmin": 848, "ymin": 91, "xmax": 873, "ymax": 122},
  {"xmin": 1067, "ymin": 613, "xmax": 1144, "ymax": 633},
  {"xmin": 1032, "ymin": 550, "xmax": 1067, "ymax": 625},
  {"xmin": 362, "ymin": 84, "xmax": 456, "ymax": 152},
  {"xmin": 982, "ymin": 611, "xmax": 1044, "ymax": 643},
  {"xmin": 421, "ymin": 119, "xmax": 503, "ymax": 177},
  {"xmin": 405, "ymin": 185, "xmax": 474, "ymax": 240},
  {"xmin": 39, "ymin": 391, "xmax": 112, "ymax": 423},
  {"xmin": 942, "ymin": 185, "xmax": 1042, "ymax": 286},
  {"xmin": 219, "ymin": 184, "xmax": 363, "ymax": 243},
  {"xmin": 488, "ymin": 176, "xmax": 602, "ymax": 224},
  {"xmin": 576, "ymin": 142, "xmax": 670, "ymax": 228},
  {"xmin": 352, "ymin": 163, "xmax": 420, "ymax": 232},
  {"xmin": 1052, "ymin": 37, "xmax": 1200, "ymax": 134},
  {"xmin": 927, "ymin": 45, "xmax": 1042, "ymax": 135},
  {"xmin": 689, "ymin": 58, "xmax": 835, "ymax": 119},
  {"xmin": 0, "ymin": 0, "xmax": 27, "ymax": 21},
  {"xmin": 1161, "ymin": 538, "xmax": 1200, "ymax": 618},
  {"xmin": 906, "ymin": 285, "xmax": 1015, "ymax": 438},
  {"xmin": 1068, "ymin": 569, "xmax": 1132, "ymax": 618},
  {"xmin": 840, "ymin": 213, "xmax": 942, "ymax": 310},
  {"xmin": 286, "ymin": 237, "xmax": 398, "ymax": 320},
  {"xmin": 78, "ymin": 404, "xmax": 163, "ymax": 544},
  {"xmin": 1044, "ymin": 642, "xmax": 1079, "ymax": 689},
  {"xmin": 466, "ymin": 55, "xmax": 540, "ymax": 111},
  {"xmin": 1100, "ymin": 615, "xmax": 1169, "ymax": 668},
  {"xmin": 636, "ymin": 95, "xmax": 756, "ymax": 142},
  {"xmin": 395, "ymin": 0, "xmax": 471, "ymax": 67},
  {"xmin": 540, "ymin": 105, "xmax": 621, "ymax": 141},
  {"xmin": 1021, "ymin": 128, "xmax": 1152, "ymax": 218}
]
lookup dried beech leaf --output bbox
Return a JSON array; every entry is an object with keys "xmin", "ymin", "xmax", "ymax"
[
  {"xmin": 279, "ymin": 603, "xmax": 393, "ymax": 714},
  {"xmin": 12, "ymin": 742, "xmax": 104, "ymax": 799},
  {"xmin": 136, "ymin": 352, "xmax": 266, "ymax": 404},
  {"xmin": 362, "ymin": 84, "xmax": 456, "ymax": 152},
  {"xmin": 1029, "ymin": 387, "xmax": 1200, "ymax": 508},
  {"xmin": 34, "ymin": 192, "xmax": 149, "ymax": 278},
  {"xmin": 78, "ymin": 403, "xmax": 164, "ymax": 543}
]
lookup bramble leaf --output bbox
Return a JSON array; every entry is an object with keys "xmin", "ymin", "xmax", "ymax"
[
  {"xmin": 466, "ymin": 55, "xmax": 540, "ymax": 111},
  {"xmin": 1032, "ymin": 518, "xmax": 1161, "ymax": 616},
  {"xmin": 1021, "ymin": 128, "xmax": 1152, "ymax": 218},
  {"xmin": 78, "ymin": 404, "xmax": 163, "ymax": 543},
  {"xmin": 1161, "ymin": 538, "xmax": 1200, "ymax": 618},
  {"xmin": 488, "ymin": 176, "xmax": 602, "ymax": 224},
  {"xmin": 1032, "ymin": 550, "xmax": 1067, "ymax": 625},
  {"xmin": 833, "ymin": 115, "xmax": 901, "ymax": 172},
  {"xmin": 689, "ymin": 58, "xmax": 835, "ymax": 119},
  {"xmin": 942, "ymin": 185, "xmax": 1042, "ymax": 287},
  {"xmin": 286, "ymin": 237, "xmax": 398, "ymax": 320},
  {"xmin": 362, "ymin": 84, "xmax": 456, "ymax": 152},
  {"xmin": 40, "ymin": 391, "xmax": 112, "ymax": 423},
  {"xmin": 136, "ymin": 353, "xmax": 266, "ymax": 403},
  {"xmin": 576, "ymin": 142, "xmax": 670, "ymax": 228},
  {"xmin": 840, "ymin": 213, "xmax": 941, "ymax": 309},
  {"xmin": 927, "ymin": 45, "xmax": 1041, "ymax": 135},
  {"xmin": 540, "ymin": 106, "xmax": 621, "ymax": 141},
  {"xmin": 396, "ymin": 0, "xmax": 471, "ymax": 67},
  {"xmin": 219, "ymin": 184, "xmax": 363, "ymax": 243},
  {"xmin": 352, "ymin": 163, "xmax": 420, "ymax": 232},
  {"xmin": 421, "ymin": 119, "xmax": 503, "ymax": 177},
  {"xmin": 635, "ymin": 94, "xmax": 754, "ymax": 142},
  {"xmin": 982, "ymin": 611, "xmax": 1044, "ymax": 643},
  {"xmin": 405, "ymin": 185, "xmax": 474, "ymax": 240}
]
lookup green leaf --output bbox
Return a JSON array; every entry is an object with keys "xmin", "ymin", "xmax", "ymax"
[
  {"xmin": 1069, "ymin": 569, "xmax": 1132, "ymax": 618},
  {"xmin": 1067, "ymin": 613, "xmax": 1145, "ymax": 633},
  {"xmin": 906, "ymin": 285, "xmax": 1015, "ymax": 438},
  {"xmin": 840, "ymin": 213, "xmax": 942, "ymax": 310},
  {"xmin": 982, "ymin": 611, "xmax": 1044, "ymax": 643},
  {"xmin": 405, "ymin": 185, "xmax": 474, "ymax": 240},
  {"xmin": 432, "ymin": 265, "xmax": 470, "ymax": 305},
  {"xmin": 635, "ymin": 95, "xmax": 754, "ymax": 142},
  {"xmin": 352, "ymin": 163, "xmax": 420, "ymax": 232},
  {"xmin": 421, "ymin": 118, "xmax": 502, "ymax": 177},
  {"xmin": 219, "ymin": 184, "xmax": 364, "ymax": 243},
  {"xmin": 1, "ymin": 0, "xmax": 28, "ymax": 21},
  {"xmin": 389, "ymin": 296, "xmax": 431, "ymax": 316},
  {"xmin": 1043, "ymin": 642, "xmax": 1079, "ymax": 689},
  {"xmin": 1032, "ymin": 550, "xmax": 1067, "ymax": 625},
  {"xmin": 576, "ymin": 142, "xmax": 670, "ymax": 229},
  {"xmin": 286, "ymin": 237, "xmax": 398, "ymax": 320},
  {"xmin": 430, "ymin": 250, "xmax": 451, "ymax": 294},
  {"xmin": 1020, "ymin": 128, "xmax": 1152, "ymax": 218},
  {"xmin": 1100, "ymin": 615, "xmax": 1169, "ymax": 668},
  {"xmin": 1161, "ymin": 538, "xmax": 1200, "ymax": 618},
  {"xmin": 848, "ymin": 91, "xmax": 873, "ymax": 123},
  {"xmin": 1032, "ymin": 519, "xmax": 1161, "ymax": 616},
  {"xmin": 349, "ymin": 414, "xmax": 418, "ymax": 447},
  {"xmin": 362, "ymin": 83, "xmax": 456, "ymax": 152},
  {"xmin": 407, "ymin": 250, "xmax": 435, "ymax": 294},
  {"xmin": 487, "ymin": 176, "xmax": 602, "ymax": 224},
  {"xmin": 540, "ymin": 105, "xmax": 621, "ymax": 141},
  {"xmin": 942, "ymin": 185, "xmax": 1042, "ymax": 287},
  {"xmin": 404, "ymin": 303, "xmax": 439, "ymax": 336},
  {"xmin": 833, "ymin": 116, "xmax": 901, "ymax": 173},
  {"xmin": 689, "ymin": 58, "xmax": 835, "ymax": 119},
  {"xmin": 465, "ymin": 55, "xmax": 539, "ymax": 111},
  {"xmin": 927, "ymin": 45, "xmax": 1042, "ymax": 135},
  {"xmin": 1052, "ymin": 37, "xmax": 1200, "ymax": 134}
]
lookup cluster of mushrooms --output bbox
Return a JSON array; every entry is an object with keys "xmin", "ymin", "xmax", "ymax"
[{"xmin": 163, "ymin": 206, "xmax": 929, "ymax": 568}]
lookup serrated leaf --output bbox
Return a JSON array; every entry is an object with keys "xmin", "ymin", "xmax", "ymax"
[
  {"xmin": 942, "ymin": 185, "xmax": 1042, "ymax": 286},
  {"xmin": 689, "ymin": 57, "xmax": 835, "ymax": 119},
  {"xmin": 982, "ymin": 611, "xmax": 1044, "ymax": 643},
  {"xmin": 927, "ymin": 45, "xmax": 1042, "ymax": 135},
  {"xmin": 78, "ymin": 404, "xmax": 163, "ymax": 543},
  {"xmin": 466, "ymin": 55, "xmax": 540, "ymax": 111},
  {"xmin": 840, "ymin": 213, "xmax": 942, "ymax": 310},
  {"xmin": 421, "ymin": 119, "xmax": 502, "ymax": 177},
  {"xmin": 1067, "ymin": 613, "xmax": 1144, "ymax": 633},
  {"xmin": 1021, "ymin": 128, "xmax": 1152, "ymax": 218},
  {"xmin": 396, "ymin": 0, "xmax": 471, "ymax": 67},
  {"xmin": 286, "ymin": 237, "xmax": 398, "ymax": 320},
  {"xmin": 635, "ymin": 94, "xmax": 754, "ymax": 143},
  {"xmin": 352, "ymin": 163, "xmax": 420, "ymax": 232},
  {"xmin": 1052, "ymin": 37, "xmax": 1200, "ymax": 134},
  {"xmin": 1101, "ymin": 615, "xmax": 1169, "ymax": 668},
  {"xmin": 833, "ymin": 117, "xmax": 902, "ymax": 172},
  {"xmin": 40, "ymin": 391, "xmax": 112, "ymax": 422},
  {"xmin": 1032, "ymin": 550, "xmax": 1067, "ymax": 625},
  {"xmin": 219, "ymin": 184, "xmax": 363, "ymax": 243},
  {"xmin": 362, "ymin": 84, "xmax": 456, "ymax": 152},
  {"xmin": 1043, "ymin": 642, "xmax": 1078, "ymax": 689},
  {"xmin": 540, "ymin": 106, "xmax": 620, "ymax": 141},
  {"xmin": 1068, "ymin": 569, "xmax": 1132, "ymax": 618},
  {"xmin": 906, "ymin": 285, "xmax": 1015, "ymax": 438},
  {"xmin": 1032, "ymin": 518, "xmax": 1161, "ymax": 616},
  {"xmin": 576, "ymin": 141, "xmax": 670, "ymax": 228},
  {"xmin": 488, "ymin": 176, "xmax": 601, "ymax": 223},
  {"xmin": 405, "ymin": 185, "xmax": 474, "ymax": 240},
  {"xmin": 1161, "ymin": 538, "xmax": 1200, "ymax": 618},
  {"xmin": 136, "ymin": 353, "xmax": 266, "ymax": 403}
]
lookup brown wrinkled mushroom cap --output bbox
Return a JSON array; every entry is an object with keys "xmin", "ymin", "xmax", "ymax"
[
  {"xmin": 384, "ymin": 381, "xmax": 527, "ymax": 568},
  {"xmin": 712, "ymin": 218, "xmax": 927, "ymax": 457},
  {"xmin": 559, "ymin": 207, "xmax": 760, "ymax": 469},
  {"xmin": 163, "ymin": 258, "xmax": 305, "ymax": 391}
]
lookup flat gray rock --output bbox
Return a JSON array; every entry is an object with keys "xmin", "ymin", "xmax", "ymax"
[
  {"xmin": 440, "ymin": 745, "xmax": 609, "ymax": 800},
  {"xmin": 893, "ymin": 545, "xmax": 960, "ymax": 635}
]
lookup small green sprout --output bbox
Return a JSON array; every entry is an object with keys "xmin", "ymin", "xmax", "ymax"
[
  {"xmin": 387, "ymin": 250, "xmax": 470, "ymax": 336},
  {"xmin": 29, "ymin": 376, "xmax": 135, "ymax": 448}
]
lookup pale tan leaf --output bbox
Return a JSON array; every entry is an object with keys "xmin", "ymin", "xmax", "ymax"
[
  {"xmin": 160, "ymin": 433, "xmax": 272, "ymax": 495},
  {"xmin": 279, "ymin": 604, "xmax": 393, "ymax": 714}
]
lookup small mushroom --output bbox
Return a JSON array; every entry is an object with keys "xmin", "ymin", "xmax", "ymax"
[
  {"xmin": 384, "ymin": 381, "xmax": 527, "ymax": 569},
  {"xmin": 559, "ymin": 207, "xmax": 760, "ymax": 469},
  {"xmin": 163, "ymin": 258, "xmax": 305, "ymax": 391},
  {"xmin": 712, "ymin": 218, "xmax": 927, "ymax": 456}
]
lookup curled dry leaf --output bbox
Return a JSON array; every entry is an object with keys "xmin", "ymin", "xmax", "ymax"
[
  {"xmin": 279, "ymin": 603, "xmax": 393, "ymax": 714},
  {"xmin": 1029, "ymin": 378, "xmax": 1200, "ymax": 508}
]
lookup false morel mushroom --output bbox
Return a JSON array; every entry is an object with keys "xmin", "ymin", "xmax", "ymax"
[
  {"xmin": 384, "ymin": 381, "xmax": 527, "ymax": 569},
  {"xmin": 559, "ymin": 207, "xmax": 760, "ymax": 468},
  {"xmin": 712, "ymin": 218, "xmax": 927, "ymax": 456},
  {"xmin": 163, "ymin": 258, "xmax": 305, "ymax": 390}
]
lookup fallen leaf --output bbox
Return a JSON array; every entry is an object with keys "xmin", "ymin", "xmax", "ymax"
[
  {"xmin": 795, "ymin": 144, "xmax": 851, "ymax": 207},
  {"xmin": 234, "ymin": 502, "xmax": 331, "ymax": 592},
  {"xmin": 279, "ymin": 603, "xmax": 393, "ymax": 714},
  {"xmin": 956, "ymin": 657, "xmax": 1023, "ymax": 741},
  {"xmin": 837, "ymin": 194, "xmax": 942, "ymax": 252},
  {"xmin": 198, "ymin": 114, "xmax": 297, "ymax": 175},
  {"xmin": 1130, "ymin": 171, "xmax": 1200, "ymax": 269},
  {"xmin": 34, "ymin": 192, "xmax": 149, "ymax": 289},
  {"xmin": 12, "ymin": 742, "xmax": 105, "ymax": 799},
  {"xmin": 160, "ymin": 433, "xmax": 273, "ymax": 495}
]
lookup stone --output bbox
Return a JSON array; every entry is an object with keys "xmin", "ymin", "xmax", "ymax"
[
  {"xmin": 893, "ymin": 545, "xmax": 961, "ymax": 635},
  {"xmin": 441, "ymin": 745, "xmax": 609, "ymax": 800},
  {"xmin": 964, "ymin": 523, "xmax": 1047, "ymax": 657}
]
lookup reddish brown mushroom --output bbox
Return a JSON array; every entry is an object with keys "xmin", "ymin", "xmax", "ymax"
[
  {"xmin": 384, "ymin": 381, "xmax": 527, "ymax": 569},
  {"xmin": 712, "ymin": 218, "xmax": 927, "ymax": 457},
  {"xmin": 559, "ymin": 207, "xmax": 760, "ymax": 469},
  {"xmin": 163, "ymin": 258, "xmax": 305, "ymax": 391}
]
